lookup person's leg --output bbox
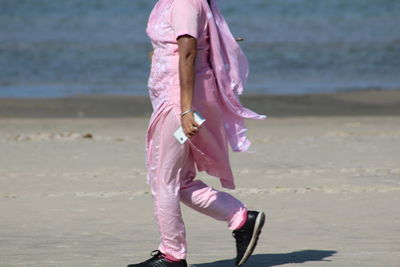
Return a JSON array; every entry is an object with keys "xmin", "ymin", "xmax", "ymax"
[
  {"xmin": 179, "ymin": 157, "xmax": 265, "ymax": 267},
  {"xmin": 148, "ymin": 108, "xmax": 191, "ymax": 260},
  {"xmin": 179, "ymin": 151, "xmax": 248, "ymax": 231}
]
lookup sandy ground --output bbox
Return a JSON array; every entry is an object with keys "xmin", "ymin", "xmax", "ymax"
[{"xmin": 1, "ymin": 111, "xmax": 399, "ymax": 266}]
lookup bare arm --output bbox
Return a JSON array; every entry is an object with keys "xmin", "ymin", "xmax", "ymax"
[{"xmin": 177, "ymin": 35, "xmax": 200, "ymax": 138}]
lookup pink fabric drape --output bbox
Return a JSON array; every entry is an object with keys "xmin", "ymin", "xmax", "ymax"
[{"xmin": 202, "ymin": 0, "xmax": 267, "ymax": 152}]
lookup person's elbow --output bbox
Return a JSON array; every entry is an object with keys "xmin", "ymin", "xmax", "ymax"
[
  {"xmin": 177, "ymin": 35, "xmax": 198, "ymax": 64},
  {"xmin": 183, "ymin": 49, "xmax": 197, "ymax": 64}
]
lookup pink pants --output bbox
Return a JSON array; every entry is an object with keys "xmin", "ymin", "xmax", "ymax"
[{"xmin": 148, "ymin": 107, "xmax": 247, "ymax": 260}]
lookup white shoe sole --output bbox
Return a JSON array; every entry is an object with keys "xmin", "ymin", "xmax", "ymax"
[{"xmin": 237, "ymin": 211, "xmax": 266, "ymax": 266}]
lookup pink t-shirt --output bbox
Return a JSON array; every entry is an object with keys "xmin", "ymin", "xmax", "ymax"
[
  {"xmin": 146, "ymin": 0, "xmax": 215, "ymax": 110},
  {"xmin": 171, "ymin": 0, "xmax": 200, "ymax": 39}
]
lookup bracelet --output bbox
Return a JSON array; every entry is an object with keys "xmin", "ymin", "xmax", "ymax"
[{"xmin": 181, "ymin": 109, "xmax": 194, "ymax": 117}]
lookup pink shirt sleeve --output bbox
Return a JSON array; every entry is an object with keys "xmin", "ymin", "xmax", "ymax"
[{"xmin": 171, "ymin": 0, "xmax": 200, "ymax": 39}]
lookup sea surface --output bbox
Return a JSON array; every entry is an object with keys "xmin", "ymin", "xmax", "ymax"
[{"xmin": 1, "ymin": 0, "xmax": 400, "ymax": 98}]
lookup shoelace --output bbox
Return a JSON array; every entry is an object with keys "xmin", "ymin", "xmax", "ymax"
[{"xmin": 150, "ymin": 249, "xmax": 163, "ymax": 258}]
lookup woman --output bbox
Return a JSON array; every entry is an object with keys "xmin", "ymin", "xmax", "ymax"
[{"xmin": 128, "ymin": 0, "xmax": 267, "ymax": 266}]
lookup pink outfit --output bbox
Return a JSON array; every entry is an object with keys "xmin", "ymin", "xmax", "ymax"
[{"xmin": 145, "ymin": 0, "xmax": 266, "ymax": 260}]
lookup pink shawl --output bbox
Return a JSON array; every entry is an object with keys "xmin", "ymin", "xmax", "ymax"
[{"xmin": 201, "ymin": 0, "xmax": 267, "ymax": 152}]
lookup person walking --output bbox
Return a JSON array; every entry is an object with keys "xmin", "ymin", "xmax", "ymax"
[{"xmin": 128, "ymin": 0, "xmax": 267, "ymax": 266}]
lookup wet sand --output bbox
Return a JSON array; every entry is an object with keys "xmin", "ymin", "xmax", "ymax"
[{"xmin": 1, "ymin": 88, "xmax": 400, "ymax": 118}]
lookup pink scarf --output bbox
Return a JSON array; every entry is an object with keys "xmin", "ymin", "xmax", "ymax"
[{"xmin": 202, "ymin": 0, "xmax": 266, "ymax": 152}]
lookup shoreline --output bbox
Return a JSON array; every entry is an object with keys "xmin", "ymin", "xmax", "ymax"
[{"xmin": 1, "ymin": 88, "xmax": 399, "ymax": 118}]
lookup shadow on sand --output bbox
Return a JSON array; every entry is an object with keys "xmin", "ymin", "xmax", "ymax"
[{"xmin": 192, "ymin": 249, "xmax": 337, "ymax": 267}]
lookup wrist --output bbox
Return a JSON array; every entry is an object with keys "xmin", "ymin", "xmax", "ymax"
[{"xmin": 181, "ymin": 109, "xmax": 194, "ymax": 117}]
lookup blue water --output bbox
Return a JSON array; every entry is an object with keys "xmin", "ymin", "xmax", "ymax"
[{"xmin": 1, "ymin": 0, "xmax": 400, "ymax": 98}]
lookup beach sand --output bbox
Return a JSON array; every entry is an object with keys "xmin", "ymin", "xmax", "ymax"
[{"xmin": 0, "ymin": 89, "xmax": 399, "ymax": 266}]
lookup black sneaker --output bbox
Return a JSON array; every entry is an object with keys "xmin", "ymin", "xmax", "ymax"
[
  {"xmin": 232, "ymin": 210, "xmax": 266, "ymax": 266},
  {"xmin": 127, "ymin": 250, "xmax": 188, "ymax": 267}
]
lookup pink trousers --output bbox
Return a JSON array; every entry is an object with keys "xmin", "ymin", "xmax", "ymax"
[{"xmin": 147, "ymin": 106, "xmax": 247, "ymax": 260}]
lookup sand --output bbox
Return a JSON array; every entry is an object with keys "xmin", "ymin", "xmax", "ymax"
[{"xmin": 0, "ymin": 89, "xmax": 400, "ymax": 266}]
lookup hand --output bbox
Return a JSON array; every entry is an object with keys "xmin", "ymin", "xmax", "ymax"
[{"xmin": 181, "ymin": 112, "xmax": 200, "ymax": 138}]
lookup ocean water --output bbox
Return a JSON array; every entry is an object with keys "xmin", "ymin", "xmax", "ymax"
[{"xmin": 0, "ymin": 0, "xmax": 400, "ymax": 98}]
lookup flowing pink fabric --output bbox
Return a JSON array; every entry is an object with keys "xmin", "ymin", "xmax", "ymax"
[{"xmin": 202, "ymin": 0, "xmax": 267, "ymax": 152}]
